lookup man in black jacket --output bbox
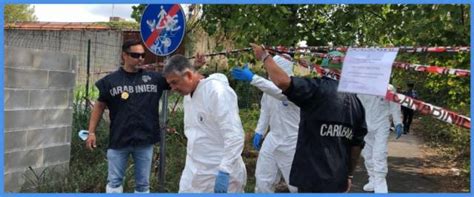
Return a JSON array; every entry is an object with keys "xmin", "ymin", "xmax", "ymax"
[
  {"xmin": 85, "ymin": 39, "xmax": 170, "ymax": 193},
  {"xmin": 250, "ymin": 43, "xmax": 367, "ymax": 192}
]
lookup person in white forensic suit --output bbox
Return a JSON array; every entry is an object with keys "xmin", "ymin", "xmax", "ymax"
[
  {"xmin": 357, "ymin": 85, "xmax": 404, "ymax": 193},
  {"xmin": 163, "ymin": 54, "xmax": 246, "ymax": 193},
  {"xmin": 231, "ymin": 54, "xmax": 299, "ymax": 193}
]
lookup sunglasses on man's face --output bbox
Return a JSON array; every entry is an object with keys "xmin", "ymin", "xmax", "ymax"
[{"xmin": 127, "ymin": 52, "xmax": 146, "ymax": 59}]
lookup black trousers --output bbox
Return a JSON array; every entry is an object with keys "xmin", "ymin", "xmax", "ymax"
[{"xmin": 402, "ymin": 107, "xmax": 414, "ymax": 133}]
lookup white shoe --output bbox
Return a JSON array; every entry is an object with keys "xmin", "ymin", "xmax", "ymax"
[
  {"xmin": 134, "ymin": 189, "xmax": 150, "ymax": 193},
  {"xmin": 374, "ymin": 177, "xmax": 388, "ymax": 193},
  {"xmin": 363, "ymin": 182, "xmax": 374, "ymax": 192},
  {"xmin": 106, "ymin": 185, "xmax": 123, "ymax": 193}
]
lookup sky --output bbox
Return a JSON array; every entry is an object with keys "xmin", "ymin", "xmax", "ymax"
[{"xmin": 32, "ymin": 4, "xmax": 139, "ymax": 22}]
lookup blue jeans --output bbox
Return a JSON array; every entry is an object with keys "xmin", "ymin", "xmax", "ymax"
[{"xmin": 107, "ymin": 144, "xmax": 154, "ymax": 192}]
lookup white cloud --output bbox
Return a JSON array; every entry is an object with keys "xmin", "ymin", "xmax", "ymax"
[{"xmin": 32, "ymin": 4, "xmax": 138, "ymax": 22}]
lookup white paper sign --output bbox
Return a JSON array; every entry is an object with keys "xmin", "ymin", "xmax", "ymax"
[{"xmin": 338, "ymin": 48, "xmax": 399, "ymax": 96}]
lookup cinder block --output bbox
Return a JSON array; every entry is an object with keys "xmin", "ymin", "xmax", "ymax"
[
  {"xmin": 67, "ymin": 89, "xmax": 74, "ymax": 108},
  {"xmin": 4, "ymin": 110, "xmax": 44, "ymax": 130},
  {"xmin": 32, "ymin": 50, "xmax": 74, "ymax": 71},
  {"xmin": 4, "ymin": 47, "xmax": 34, "ymax": 68},
  {"xmin": 4, "ymin": 131, "xmax": 27, "ymax": 152},
  {"xmin": 43, "ymin": 109, "xmax": 73, "ymax": 126},
  {"xmin": 65, "ymin": 126, "xmax": 72, "ymax": 144},
  {"xmin": 43, "ymin": 145, "xmax": 71, "ymax": 165},
  {"xmin": 4, "ymin": 171, "xmax": 25, "ymax": 192},
  {"xmin": 70, "ymin": 55, "xmax": 78, "ymax": 71},
  {"xmin": 4, "ymin": 68, "xmax": 49, "ymax": 89},
  {"xmin": 4, "ymin": 89, "xmax": 30, "ymax": 110},
  {"xmin": 29, "ymin": 90, "xmax": 68, "ymax": 108},
  {"xmin": 26, "ymin": 127, "xmax": 67, "ymax": 149},
  {"xmin": 4, "ymin": 149, "xmax": 43, "ymax": 173},
  {"xmin": 48, "ymin": 71, "xmax": 75, "ymax": 88}
]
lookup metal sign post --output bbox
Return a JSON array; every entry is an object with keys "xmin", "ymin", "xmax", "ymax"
[
  {"xmin": 159, "ymin": 89, "xmax": 168, "ymax": 192},
  {"xmin": 140, "ymin": 4, "xmax": 186, "ymax": 192}
]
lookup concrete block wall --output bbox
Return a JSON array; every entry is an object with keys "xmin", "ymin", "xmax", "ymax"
[
  {"xmin": 4, "ymin": 46, "xmax": 76, "ymax": 192},
  {"xmin": 4, "ymin": 29, "xmax": 123, "ymax": 85}
]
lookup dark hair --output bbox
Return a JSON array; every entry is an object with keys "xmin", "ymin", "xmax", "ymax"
[
  {"xmin": 407, "ymin": 83, "xmax": 414, "ymax": 88},
  {"xmin": 163, "ymin": 54, "xmax": 195, "ymax": 76},
  {"xmin": 122, "ymin": 39, "xmax": 143, "ymax": 52}
]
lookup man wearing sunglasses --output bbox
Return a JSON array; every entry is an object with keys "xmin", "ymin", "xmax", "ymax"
[{"xmin": 85, "ymin": 39, "xmax": 170, "ymax": 193}]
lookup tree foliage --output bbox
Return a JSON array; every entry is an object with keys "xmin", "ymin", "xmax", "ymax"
[
  {"xmin": 131, "ymin": 4, "xmax": 147, "ymax": 23},
  {"xmin": 199, "ymin": 4, "xmax": 470, "ymax": 175},
  {"xmin": 199, "ymin": 4, "xmax": 470, "ymax": 111},
  {"xmin": 200, "ymin": 4, "xmax": 469, "ymax": 47},
  {"xmin": 4, "ymin": 4, "xmax": 37, "ymax": 23}
]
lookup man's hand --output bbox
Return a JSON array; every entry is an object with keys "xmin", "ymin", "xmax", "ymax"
[
  {"xmin": 193, "ymin": 52, "xmax": 206, "ymax": 69},
  {"xmin": 85, "ymin": 134, "xmax": 97, "ymax": 150},
  {"xmin": 231, "ymin": 64, "xmax": 254, "ymax": 81},
  {"xmin": 250, "ymin": 43, "xmax": 290, "ymax": 91},
  {"xmin": 250, "ymin": 43, "xmax": 269, "ymax": 61}
]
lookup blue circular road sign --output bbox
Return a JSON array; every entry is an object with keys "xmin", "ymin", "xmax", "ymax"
[{"xmin": 140, "ymin": 4, "xmax": 186, "ymax": 56}]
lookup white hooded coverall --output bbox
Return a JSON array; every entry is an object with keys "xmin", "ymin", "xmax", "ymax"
[
  {"xmin": 357, "ymin": 85, "xmax": 402, "ymax": 193},
  {"xmin": 251, "ymin": 55, "xmax": 299, "ymax": 193},
  {"xmin": 178, "ymin": 73, "xmax": 247, "ymax": 193}
]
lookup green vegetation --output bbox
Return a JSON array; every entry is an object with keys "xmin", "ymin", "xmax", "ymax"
[
  {"xmin": 95, "ymin": 21, "xmax": 140, "ymax": 30},
  {"xmin": 4, "ymin": 4, "xmax": 37, "ymax": 23}
]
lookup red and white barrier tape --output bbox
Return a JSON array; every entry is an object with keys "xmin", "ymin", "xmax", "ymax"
[
  {"xmin": 267, "ymin": 46, "xmax": 470, "ymax": 53},
  {"xmin": 393, "ymin": 62, "xmax": 470, "ymax": 77},
  {"xmin": 386, "ymin": 91, "xmax": 470, "ymax": 129},
  {"xmin": 295, "ymin": 59, "xmax": 470, "ymax": 129},
  {"xmin": 274, "ymin": 48, "xmax": 470, "ymax": 78}
]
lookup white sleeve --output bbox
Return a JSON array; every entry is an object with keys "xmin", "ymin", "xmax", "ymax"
[
  {"xmin": 209, "ymin": 83, "xmax": 245, "ymax": 174},
  {"xmin": 250, "ymin": 74, "xmax": 289, "ymax": 101},
  {"xmin": 389, "ymin": 101, "xmax": 403, "ymax": 126},
  {"xmin": 254, "ymin": 94, "xmax": 271, "ymax": 135},
  {"xmin": 388, "ymin": 85, "xmax": 403, "ymax": 125}
]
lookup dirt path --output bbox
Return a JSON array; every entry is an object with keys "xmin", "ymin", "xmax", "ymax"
[{"xmin": 350, "ymin": 119, "xmax": 469, "ymax": 193}]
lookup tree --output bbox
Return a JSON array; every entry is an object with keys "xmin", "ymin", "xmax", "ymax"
[
  {"xmin": 199, "ymin": 5, "xmax": 470, "ymax": 180},
  {"xmin": 131, "ymin": 4, "xmax": 146, "ymax": 23},
  {"xmin": 198, "ymin": 4, "xmax": 469, "ymax": 47},
  {"xmin": 4, "ymin": 4, "xmax": 37, "ymax": 23}
]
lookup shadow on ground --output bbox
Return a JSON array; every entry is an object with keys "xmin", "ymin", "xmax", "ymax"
[{"xmin": 351, "ymin": 156, "xmax": 444, "ymax": 193}]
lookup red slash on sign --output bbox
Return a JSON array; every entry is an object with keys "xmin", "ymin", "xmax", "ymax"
[{"xmin": 145, "ymin": 4, "xmax": 180, "ymax": 48}]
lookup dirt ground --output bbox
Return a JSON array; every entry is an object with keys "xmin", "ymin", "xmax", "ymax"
[
  {"xmin": 351, "ymin": 119, "xmax": 470, "ymax": 193},
  {"xmin": 246, "ymin": 119, "xmax": 469, "ymax": 193}
]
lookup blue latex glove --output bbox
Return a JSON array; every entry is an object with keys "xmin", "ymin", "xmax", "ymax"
[
  {"xmin": 395, "ymin": 124, "xmax": 403, "ymax": 139},
  {"xmin": 214, "ymin": 171, "xmax": 230, "ymax": 193},
  {"xmin": 253, "ymin": 133, "xmax": 263, "ymax": 150},
  {"xmin": 231, "ymin": 64, "xmax": 254, "ymax": 81}
]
